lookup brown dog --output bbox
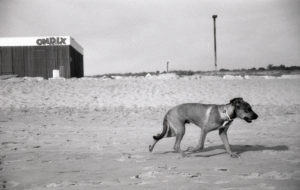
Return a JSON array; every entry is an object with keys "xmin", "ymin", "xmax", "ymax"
[{"xmin": 149, "ymin": 98, "xmax": 258, "ymax": 157}]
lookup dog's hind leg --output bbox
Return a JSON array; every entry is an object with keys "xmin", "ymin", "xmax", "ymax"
[
  {"xmin": 173, "ymin": 123, "xmax": 186, "ymax": 156},
  {"xmin": 187, "ymin": 129, "xmax": 207, "ymax": 152}
]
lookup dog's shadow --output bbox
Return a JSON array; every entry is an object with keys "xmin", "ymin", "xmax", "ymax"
[{"xmin": 159, "ymin": 144, "xmax": 289, "ymax": 157}]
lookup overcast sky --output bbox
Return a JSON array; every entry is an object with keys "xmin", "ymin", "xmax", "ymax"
[{"xmin": 0, "ymin": 0, "xmax": 299, "ymax": 75}]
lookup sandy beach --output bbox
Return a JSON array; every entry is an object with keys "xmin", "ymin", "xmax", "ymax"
[{"xmin": 1, "ymin": 76, "xmax": 300, "ymax": 190}]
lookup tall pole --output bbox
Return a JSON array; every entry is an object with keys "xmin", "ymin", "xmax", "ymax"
[
  {"xmin": 166, "ymin": 61, "xmax": 169, "ymax": 72},
  {"xmin": 212, "ymin": 15, "xmax": 218, "ymax": 71}
]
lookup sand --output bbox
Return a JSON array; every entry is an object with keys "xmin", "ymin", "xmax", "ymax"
[{"xmin": 0, "ymin": 76, "xmax": 300, "ymax": 189}]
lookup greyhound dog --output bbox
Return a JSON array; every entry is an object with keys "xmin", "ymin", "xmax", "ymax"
[{"xmin": 149, "ymin": 98, "xmax": 258, "ymax": 158}]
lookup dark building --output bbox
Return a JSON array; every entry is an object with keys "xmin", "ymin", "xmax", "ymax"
[{"xmin": 0, "ymin": 36, "xmax": 84, "ymax": 79}]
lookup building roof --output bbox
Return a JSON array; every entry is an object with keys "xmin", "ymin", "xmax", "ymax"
[{"xmin": 0, "ymin": 36, "xmax": 83, "ymax": 54}]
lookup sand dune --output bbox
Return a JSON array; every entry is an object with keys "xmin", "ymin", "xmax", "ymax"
[
  {"xmin": 0, "ymin": 77, "xmax": 300, "ymax": 189},
  {"xmin": 1, "ymin": 77, "xmax": 299, "ymax": 110}
]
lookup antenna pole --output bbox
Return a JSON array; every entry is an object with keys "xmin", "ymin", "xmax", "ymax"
[
  {"xmin": 212, "ymin": 15, "xmax": 218, "ymax": 71},
  {"xmin": 166, "ymin": 61, "xmax": 169, "ymax": 72}
]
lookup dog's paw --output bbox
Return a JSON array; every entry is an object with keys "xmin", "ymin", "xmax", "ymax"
[
  {"xmin": 229, "ymin": 152, "xmax": 240, "ymax": 158},
  {"xmin": 186, "ymin": 146, "xmax": 203, "ymax": 153},
  {"xmin": 179, "ymin": 152, "xmax": 189, "ymax": 158},
  {"xmin": 186, "ymin": 147, "xmax": 194, "ymax": 152}
]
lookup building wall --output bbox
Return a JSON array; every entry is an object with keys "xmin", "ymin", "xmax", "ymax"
[
  {"xmin": 70, "ymin": 46, "xmax": 84, "ymax": 78},
  {"xmin": 12, "ymin": 47, "xmax": 25, "ymax": 76},
  {"xmin": 0, "ymin": 47, "xmax": 13, "ymax": 75},
  {"xmin": 0, "ymin": 46, "xmax": 83, "ymax": 79}
]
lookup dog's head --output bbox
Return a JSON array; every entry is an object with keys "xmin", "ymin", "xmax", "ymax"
[{"xmin": 230, "ymin": 97, "xmax": 258, "ymax": 123}]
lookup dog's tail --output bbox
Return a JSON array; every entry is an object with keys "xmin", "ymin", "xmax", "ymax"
[{"xmin": 153, "ymin": 115, "xmax": 168, "ymax": 141}]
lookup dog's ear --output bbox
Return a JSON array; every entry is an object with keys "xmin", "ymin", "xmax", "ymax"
[{"xmin": 230, "ymin": 97, "xmax": 243, "ymax": 106}]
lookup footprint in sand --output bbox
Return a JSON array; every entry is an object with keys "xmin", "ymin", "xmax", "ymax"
[
  {"xmin": 240, "ymin": 172, "xmax": 260, "ymax": 179},
  {"xmin": 214, "ymin": 168, "xmax": 229, "ymax": 172},
  {"xmin": 89, "ymin": 145, "xmax": 104, "ymax": 151},
  {"xmin": 115, "ymin": 153, "xmax": 146, "ymax": 162},
  {"xmin": 130, "ymin": 180, "xmax": 151, "ymax": 186},
  {"xmin": 157, "ymin": 165, "xmax": 177, "ymax": 170},
  {"xmin": 261, "ymin": 150, "xmax": 281, "ymax": 155},
  {"xmin": 180, "ymin": 172, "xmax": 202, "ymax": 178},
  {"xmin": 284, "ymin": 158, "xmax": 300, "ymax": 164},
  {"xmin": 131, "ymin": 154, "xmax": 146, "ymax": 162},
  {"xmin": 192, "ymin": 180, "xmax": 210, "ymax": 184},
  {"xmin": 46, "ymin": 183, "xmax": 60, "ymax": 188},
  {"xmin": 131, "ymin": 171, "xmax": 160, "ymax": 180},
  {"xmin": 240, "ymin": 171, "xmax": 294, "ymax": 180},
  {"xmin": 46, "ymin": 180, "xmax": 103, "ymax": 188},
  {"xmin": 115, "ymin": 153, "xmax": 131, "ymax": 162},
  {"xmin": 214, "ymin": 180, "xmax": 229, "ymax": 184},
  {"xmin": 258, "ymin": 183, "xmax": 276, "ymax": 190},
  {"xmin": 1, "ymin": 141, "xmax": 20, "ymax": 145},
  {"xmin": 142, "ymin": 166, "xmax": 156, "ymax": 171},
  {"xmin": 261, "ymin": 171, "xmax": 293, "ymax": 180},
  {"xmin": 1, "ymin": 181, "xmax": 20, "ymax": 189},
  {"xmin": 73, "ymin": 180, "xmax": 103, "ymax": 186}
]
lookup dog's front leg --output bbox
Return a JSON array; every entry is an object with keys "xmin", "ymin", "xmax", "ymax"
[{"xmin": 219, "ymin": 127, "xmax": 239, "ymax": 158}]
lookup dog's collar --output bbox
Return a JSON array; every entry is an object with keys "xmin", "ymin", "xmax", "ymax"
[
  {"xmin": 223, "ymin": 109, "xmax": 233, "ymax": 121},
  {"xmin": 222, "ymin": 109, "xmax": 233, "ymax": 127}
]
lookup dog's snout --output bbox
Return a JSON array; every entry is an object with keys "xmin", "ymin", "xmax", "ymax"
[{"xmin": 252, "ymin": 113, "xmax": 258, "ymax": 120}]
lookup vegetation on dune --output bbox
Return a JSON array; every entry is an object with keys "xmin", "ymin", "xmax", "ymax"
[{"xmin": 92, "ymin": 65, "xmax": 300, "ymax": 78}]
